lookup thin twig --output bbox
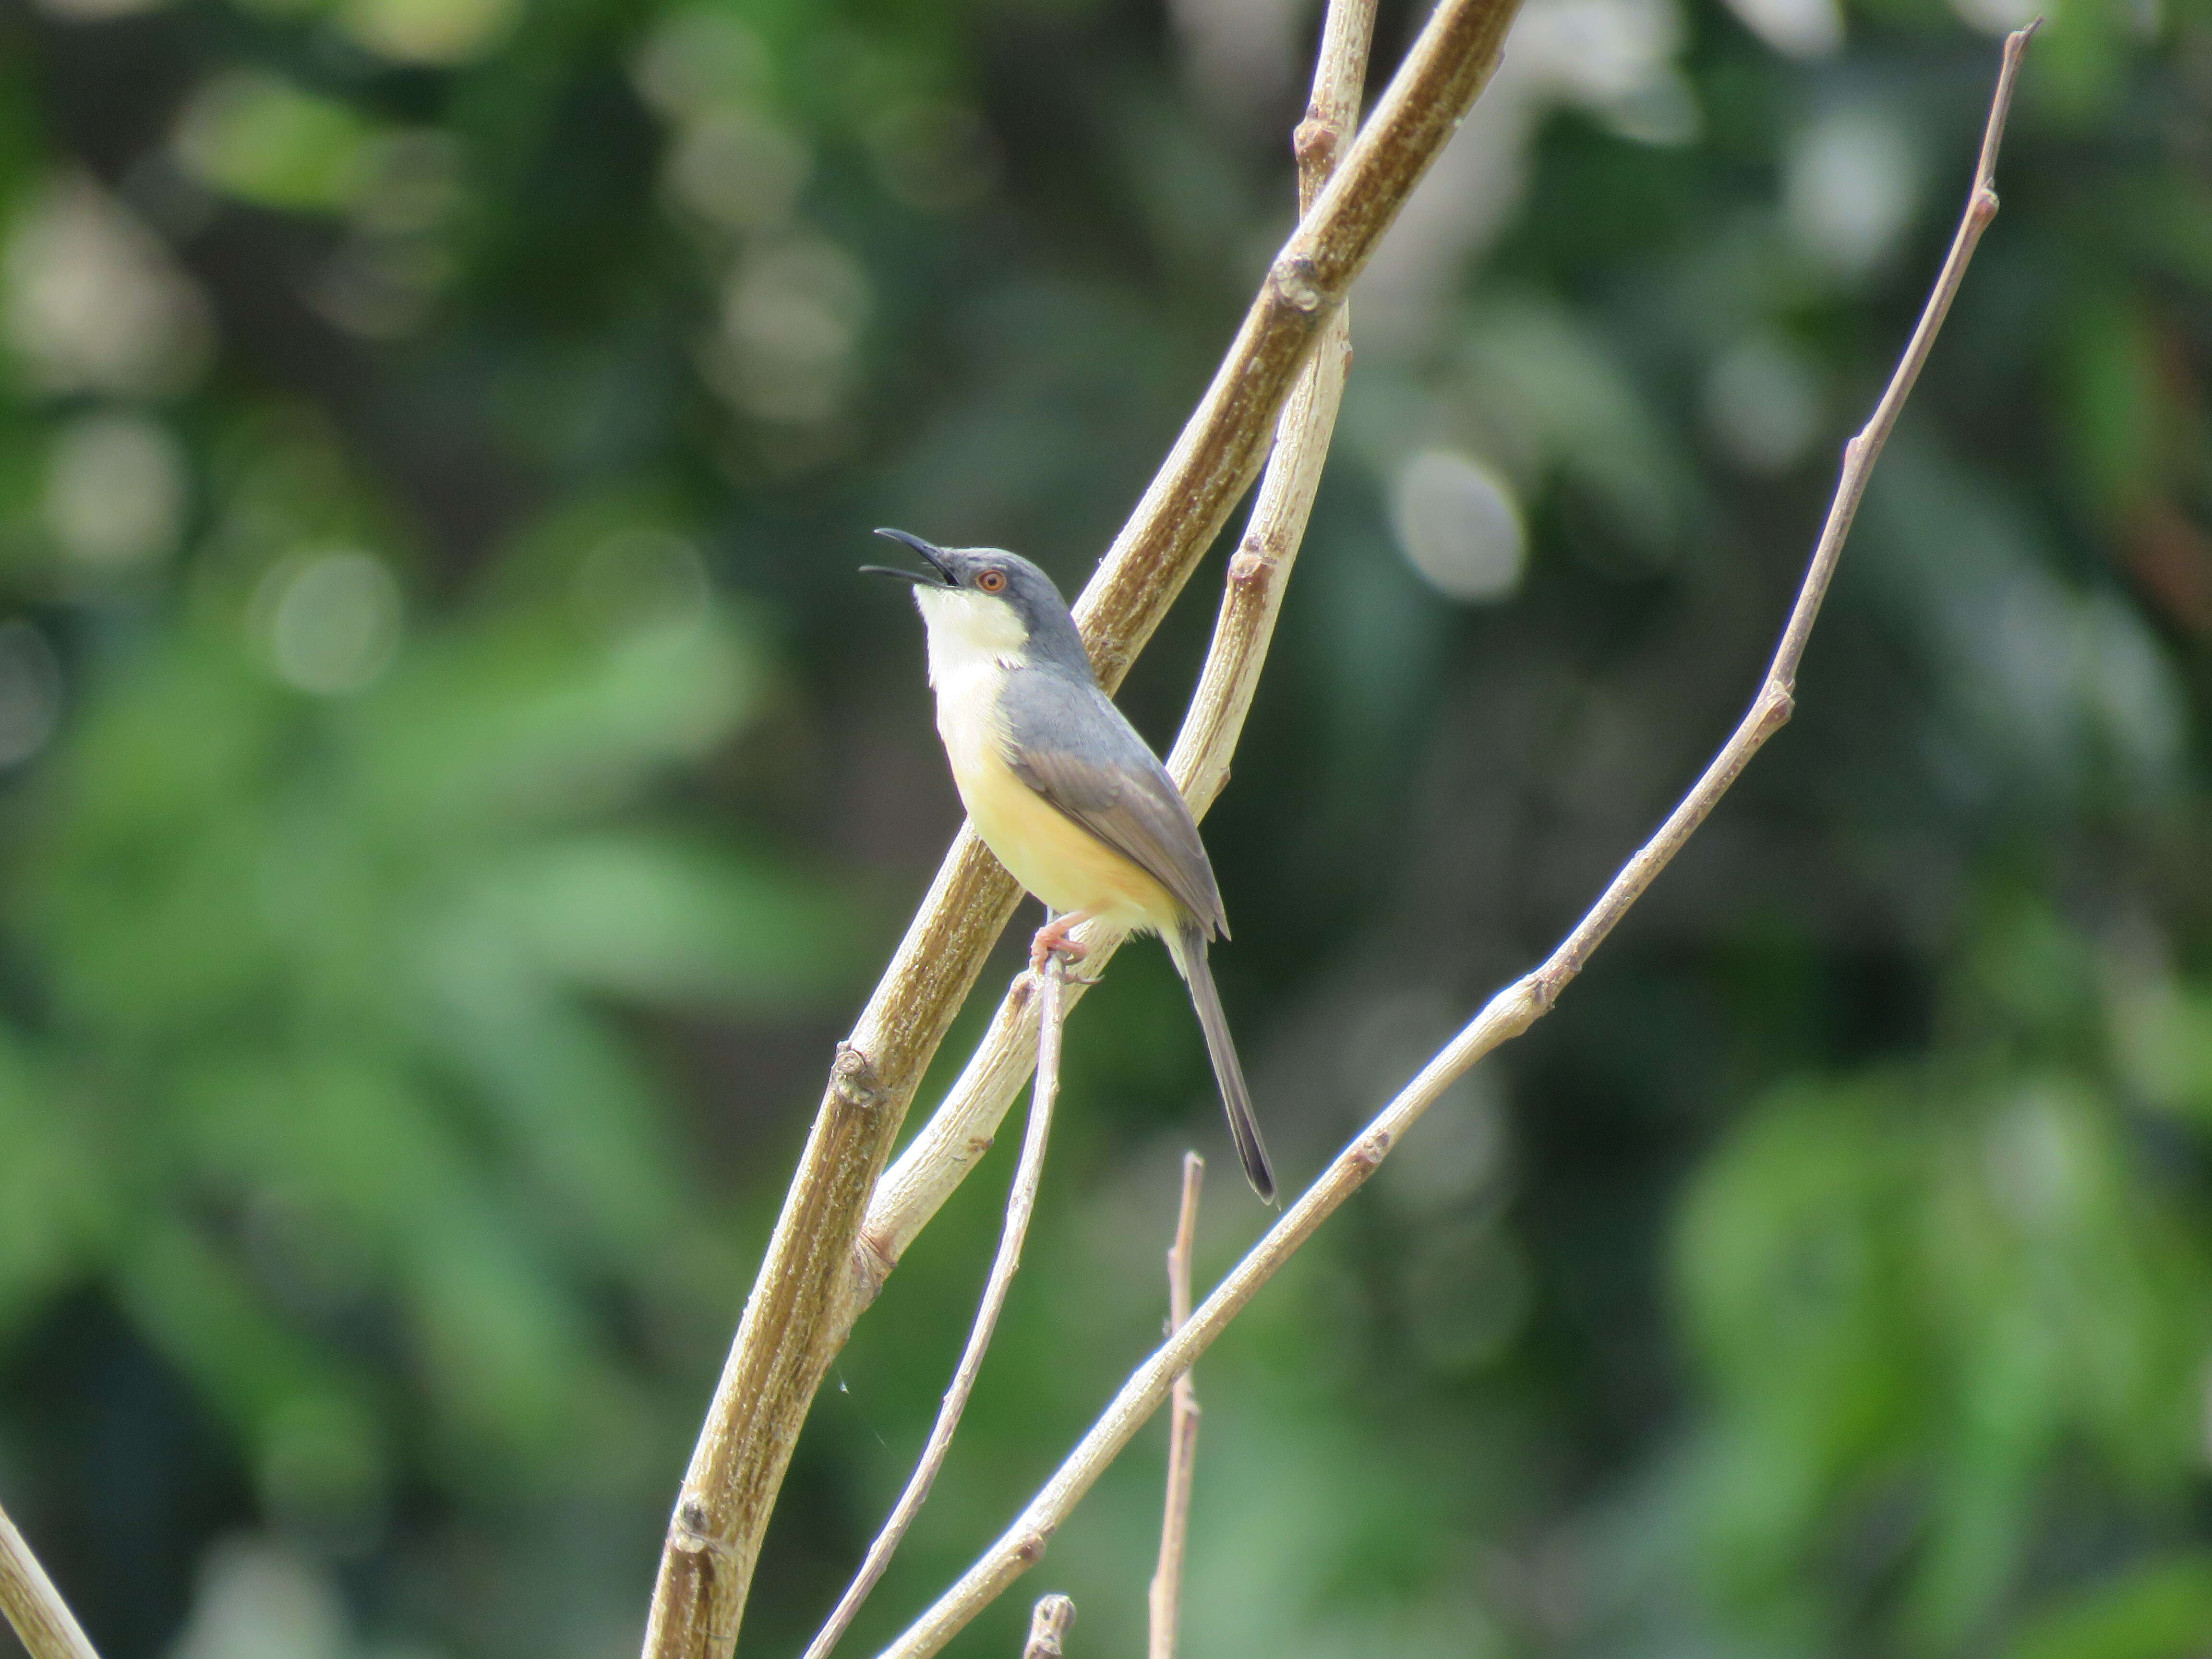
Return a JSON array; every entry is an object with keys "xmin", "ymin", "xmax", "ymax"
[
  {"xmin": 800, "ymin": 953, "xmax": 1072, "ymax": 1659},
  {"xmin": 643, "ymin": 0, "xmax": 1449, "ymax": 1650},
  {"xmin": 1021, "ymin": 1595, "xmax": 1074, "ymax": 1659},
  {"xmin": 852, "ymin": 0, "xmax": 1381, "ymax": 1322},
  {"xmin": 869, "ymin": 29, "xmax": 2037, "ymax": 1659},
  {"xmin": 1146, "ymin": 1154, "xmax": 1204, "ymax": 1659},
  {"xmin": 0, "ymin": 1497, "xmax": 100, "ymax": 1659}
]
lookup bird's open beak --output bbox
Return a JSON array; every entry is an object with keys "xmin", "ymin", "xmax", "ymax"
[{"xmin": 861, "ymin": 528, "xmax": 955, "ymax": 586}]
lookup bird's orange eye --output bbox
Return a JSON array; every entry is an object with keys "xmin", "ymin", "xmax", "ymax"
[{"xmin": 977, "ymin": 569, "xmax": 1007, "ymax": 593}]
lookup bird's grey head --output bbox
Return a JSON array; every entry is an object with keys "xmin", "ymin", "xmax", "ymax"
[{"xmin": 862, "ymin": 528, "xmax": 1090, "ymax": 675}]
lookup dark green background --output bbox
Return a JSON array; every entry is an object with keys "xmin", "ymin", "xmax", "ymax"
[{"xmin": 0, "ymin": 0, "xmax": 2208, "ymax": 1654}]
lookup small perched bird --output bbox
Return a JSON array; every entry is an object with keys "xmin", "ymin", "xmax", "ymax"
[{"xmin": 863, "ymin": 528, "xmax": 1275, "ymax": 1201}]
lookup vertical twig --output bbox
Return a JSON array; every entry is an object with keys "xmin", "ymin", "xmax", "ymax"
[
  {"xmin": 1146, "ymin": 1154, "xmax": 1204, "ymax": 1659},
  {"xmin": 0, "ymin": 1498, "xmax": 100, "ymax": 1659},
  {"xmin": 1021, "ymin": 1595, "xmax": 1075, "ymax": 1658},
  {"xmin": 800, "ymin": 951, "xmax": 1072, "ymax": 1659},
  {"xmin": 867, "ymin": 29, "xmax": 2038, "ymax": 1658}
]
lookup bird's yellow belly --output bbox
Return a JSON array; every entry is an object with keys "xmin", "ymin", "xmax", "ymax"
[{"xmin": 952, "ymin": 740, "xmax": 1176, "ymax": 934}]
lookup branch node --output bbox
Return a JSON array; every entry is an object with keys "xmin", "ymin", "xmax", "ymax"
[
  {"xmin": 831, "ymin": 1045, "xmax": 884, "ymax": 1111},
  {"xmin": 673, "ymin": 1498, "xmax": 728, "ymax": 1558},
  {"xmin": 1228, "ymin": 548, "xmax": 1273, "ymax": 585},
  {"xmin": 1352, "ymin": 1127, "xmax": 1394, "ymax": 1170},
  {"xmin": 1292, "ymin": 114, "xmax": 1340, "ymax": 168},
  {"xmin": 1268, "ymin": 255, "xmax": 1328, "ymax": 314},
  {"xmin": 1015, "ymin": 1530, "xmax": 1051, "ymax": 1566},
  {"xmin": 852, "ymin": 1229, "xmax": 900, "ymax": 1303}
]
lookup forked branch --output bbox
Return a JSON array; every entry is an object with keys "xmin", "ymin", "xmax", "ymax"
[
  {"xmin": 853, "ymin": 0, "xmax": 1380, "ymax": 1322},
  {"xmin": 642, "ymin": 0, "xmax": 1450, "ymax": 1651},
  {"xmin": 789, "ymin": 10, "xmax": 1380, "ymax": 1649},
  {"xmin": 800, "ymin": 953, "xmax": 1071, "ymax": 1659},
  {"xmin": 869, "ymin": 27, "xmax": 2037, "ymax": 1658}
]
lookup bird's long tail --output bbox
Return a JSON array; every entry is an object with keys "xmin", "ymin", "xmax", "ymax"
[{"xmin": 1168, "ymin": 920, "xmax": 1275, "ymax": 1202}]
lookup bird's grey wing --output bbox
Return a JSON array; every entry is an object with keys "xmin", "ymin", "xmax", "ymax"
[{"xmin": 999, "ymin": 666, "xmax": 1228, "ymax": 937}]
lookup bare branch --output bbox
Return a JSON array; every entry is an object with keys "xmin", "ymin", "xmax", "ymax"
[
  {"xmin": 799, "ymin": 954, "xmax": 1071, "ymax": 1659},
  {"xmin": 1021, "ymin": 1595, "xmax": 1074, "ymax": 1659},
  {"xmin": 0, "ymin": 1497, "xmax": 100, "ymax": 1659},
  {"xmin": 869, "ymin": 29, "xmax": 2037, "ymax": 1658},
  {"xmin": 1146, "ymin": 1154, "xmax": 1205, "ymax": 1659},
  {"xmin": 641, "ymin": 3, "xmax": 1503, "ymax": 1652},
  {"xmin": 1524, "ymin": 18, "xmax": 2034, "ymax": 1002},
  {"xmin": 854, "ymin": 0, "xmax": 1381, "ymax": 1323}
]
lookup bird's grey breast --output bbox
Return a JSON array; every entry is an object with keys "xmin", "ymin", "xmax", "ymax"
[{"xmin": 998, "ymin": 664, "xmax": 1226, "ymax": 936}]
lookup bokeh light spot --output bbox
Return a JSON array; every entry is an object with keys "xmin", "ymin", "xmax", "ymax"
[
  {"xmin": 45, "ymin": 411, "xmax": 191, "ymax": 570},
  {"xmin": 260, "ymin": 549, "xmax": 404, "ymax": 696},
  {"xmin": 1785, "ymin": 106, "xmax": 1923, "ymax": 278},
  {"xmin": 175, "ymin": 72, "xmax": 374, "ymax": 212},
  {"xmin": 1390, "ymin": 449, "xmax": 1527, "ymax": 603},
  {"xmin": 664, "ymin": 108, "xmax": 811, "ymax": 231},
  {"xmin": 1720, "ymin": 0, "xmax": 1843, "ymax": 58},
  {"xmin": 337, "ymin": 0, "xmax": 519, "ymax": 67},
  {"xmin": 1, "ymin": 172, "xmax": 213, "ymax": 396},
  {"xmin": 706, "ymin": 237, "xmax": 871, "ymax": 426},
  {"xmin": 1703, "ymin": 334, "xmax": 1825, "ymax": 474},
  {"xmin": 632, "ymin": 11, "xmax": 769, "ymax": 119}
]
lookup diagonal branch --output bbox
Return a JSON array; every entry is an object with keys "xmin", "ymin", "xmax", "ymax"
[
  {"xmin": 799, "ymin": 952, "xmax": 1070, "ymax": 1659},
  {"xmin": 868, "ymin": 27, "xmax": 2038, "ymax": 1658},
  {"xmin": 0, "ymin": 1496, "xmax": 101, "ymax": 1659},
  {"xmin": 641, "ymin": 3, "xmax": 1510, "ymax": 1655}
]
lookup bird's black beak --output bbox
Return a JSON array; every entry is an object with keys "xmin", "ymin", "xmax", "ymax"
[{"xmin": 861, "ymin": 527, "xmax": 955, "ymax": 586}]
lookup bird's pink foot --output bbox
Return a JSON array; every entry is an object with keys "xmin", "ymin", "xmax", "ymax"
[{"xmin": 1030, "ymin": 913, "xmax": 1094, "ymax": 975}]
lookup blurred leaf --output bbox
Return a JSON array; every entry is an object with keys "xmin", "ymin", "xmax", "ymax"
[
  {"xmin": 2008, "ymin": 1556, "xmax": 2212, "ymax": 1659},
  {"xmin": 0, "ymin": 482, "xmax": 825, "ymax": 1495},
  {"xmin": 175, "ymin": 72, "xmax": 378, "ymax": 212},
  {"xmin": 478, "ymin": 832, "xmax": 860, "ymax": 1005},
  {"xmin": 1676, "ymin": 957, "xmax": 2212, "ymax": 1639}
]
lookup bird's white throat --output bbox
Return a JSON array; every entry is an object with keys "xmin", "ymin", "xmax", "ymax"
[
  {"xmin": 911, "ymin": 585, "xmax": 1025, "ymax": 808},
  {"xmin": 913, "ymin": 585, "xmax": 1028, "ymax": 689}
]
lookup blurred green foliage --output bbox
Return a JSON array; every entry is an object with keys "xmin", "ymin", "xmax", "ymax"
[{"xmin": 0, "ymin": 0, "xmax": 2209, "ymax": 1657}]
